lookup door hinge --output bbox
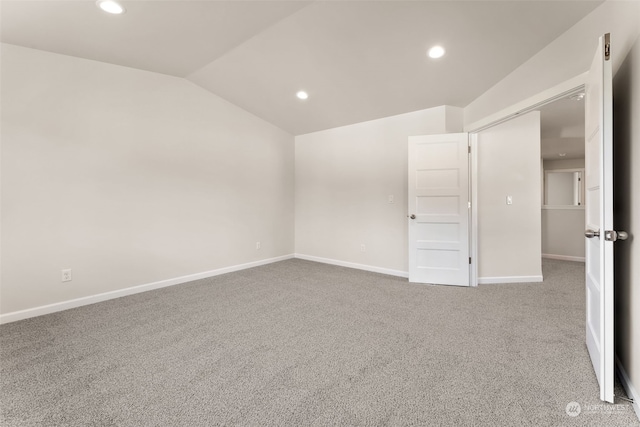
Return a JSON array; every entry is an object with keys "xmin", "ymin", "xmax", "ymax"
[
  {"xmin": 469, "ymin": 257, "xmax": 472, "ymax": 265},
  {"xmin": 605, "ymin": 33, "xmax": 611, "ymax": 61},
  {"xmin": 468, "ymin": 146, "xmax": 471, "ymax": 154}
]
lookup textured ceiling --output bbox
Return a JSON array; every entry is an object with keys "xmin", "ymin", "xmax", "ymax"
[{"xmin": 1, "ymin": 1, "xmax": 602, "ymax": 135}]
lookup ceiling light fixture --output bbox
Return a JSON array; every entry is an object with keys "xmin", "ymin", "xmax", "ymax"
[
  {"xmin": 428, "ymin": 46, "xmax": 446, "ymax": 59},
  {"xmin": 97, "ymin": 0, "xmax": 125, "ymax": 14},
  {"xmin": 559, "ymin": 153, "xmax": 567, "ymax": 157},
  {"xmin": 296, "ymin": 91, "xmax": 309, "ymax": 100},
  {"xmin": 569, "ymin": 93, "xmax": 585, "ymax": 101}
]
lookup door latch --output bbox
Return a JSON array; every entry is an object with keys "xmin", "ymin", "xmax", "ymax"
[{"xmin": 604, "ymin": 230, "xmax": 629, "ymax": 242}]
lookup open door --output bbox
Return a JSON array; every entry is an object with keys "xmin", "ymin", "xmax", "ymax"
[
  {"xmin": 584, "ymin": 33, "xmax": 627, "ymax": 403},
  {"xmin": 408, "ymin": 133, "xmax": 470, "ymax": 286}
]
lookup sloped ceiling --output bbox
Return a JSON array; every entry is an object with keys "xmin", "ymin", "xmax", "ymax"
[{"xmin": 1, "ymin": 0, "xmax": 602, "ymax": 135}]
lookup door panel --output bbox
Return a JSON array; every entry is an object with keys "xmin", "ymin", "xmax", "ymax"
[
  {"xmin": 584, "ymin": 33, "xmax": 613, "ymax": 403},
  {"xmin": 408, "ymin": 133, "xmax": 469, "ymax": 286}
]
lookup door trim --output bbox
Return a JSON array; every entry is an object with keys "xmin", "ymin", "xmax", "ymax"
[
  {"xmin": 470, "ymin": 133, "xmax": 478, "ymax": 287},
  {"xmin": 465, "ymin": 73, "xmax": 587, "ymax": 133}
]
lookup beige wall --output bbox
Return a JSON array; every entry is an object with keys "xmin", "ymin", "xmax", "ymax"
[
  {"xmin": 295, "ymin": 106, "xmax": 461, "ymax": 274},
  {"xmin": 0, "ymin": 44, "xmax": 295, "ymax": 315},
  {"xmin": 613, "ymin": 34, "xmax": 640, "ymax": 416},
  {"xmin": 477, "ymin": 112, "xmax": 542, "ymax": 282}
]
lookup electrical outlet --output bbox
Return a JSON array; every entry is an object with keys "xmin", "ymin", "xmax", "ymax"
[
  {"xmin": 256, "ymin": 242, "xmax": 261, "ymax": 250},
  {"xmin": 506, "ymin": 195, "xmax": 513, "ymax": 205},
  {"xmin": 360, "ymin": 244, "xmax": 366, "ymax": 252},
  {"xmin": 388, "ymin": 195, "xmax": 394, "ymax": 204},
  {"xmin": 62, "ymin": 269, "xmax": 72, "ymax": 282}
]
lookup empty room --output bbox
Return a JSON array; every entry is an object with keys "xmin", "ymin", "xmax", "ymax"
[{"xmin": 1, "ymin": 0, "xmax": 640, "ymax": 425}]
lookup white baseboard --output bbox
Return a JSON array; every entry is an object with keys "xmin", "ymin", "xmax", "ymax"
[
  {"xmin": 542, "ymin": 253, "xmax": 585, "ymax": 262},
  {"xmin": 0, "ymin": 254, "xmax": 295, "ymax": 325},
  {"xmin": 616, "ymin": 355, "xmax": 640, "ymax": 422},
  {"xmin": 294, "ymin": 253, "xmax": 409, "ymax": 278},
  {"xmin": 477, "ymin": 275, "xmax": 544, "ymax": 285}
]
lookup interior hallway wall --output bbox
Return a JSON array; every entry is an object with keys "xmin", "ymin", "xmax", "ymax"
[
  {"xmin": 1, "ymin": 44, "xmax": 294, "ymax": 316},
  {"xmin": 476, "ymin": 111, "xmax": 542, "ymax": 283}
]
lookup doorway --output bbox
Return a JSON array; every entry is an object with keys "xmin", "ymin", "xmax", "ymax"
[
  {"xmin": 467, "ymin": 81, "xmax": 587, "ymax": 287},
  {"xmin": 538, "ymin": 95, "xmax": 587, "ymax": 264}
]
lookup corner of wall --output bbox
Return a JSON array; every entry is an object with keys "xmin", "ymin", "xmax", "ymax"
[{"xmin": 444, "ymin": 106, "xmax": 464, "ymax": 133}]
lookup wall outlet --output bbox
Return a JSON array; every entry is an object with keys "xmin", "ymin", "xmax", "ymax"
[
  {"xmin": 256, "ymin": 242, "xmax": 261, "ymax": 250},
  {"xmin": 360, "ymin": 244, "xmax": 366, "ymax": 252},
  {"xmin": 388, "ymin": 195, "xmax": 395, "ymax": 204},
  {"xmin": 62, "ymin": 269, "xmax": 72, "ymax": 282},
  {"xmin": 506, "ymin": 195, "xmax": 513, "ymax": 205}
]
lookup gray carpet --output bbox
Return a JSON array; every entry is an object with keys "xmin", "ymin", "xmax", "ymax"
[{"xmin": 1, "ymin": 258, "xmax": 638, "ymax": 426}]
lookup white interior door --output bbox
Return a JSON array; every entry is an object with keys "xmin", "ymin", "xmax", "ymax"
[
  {"xmin": 408, "ymin": 133, "xmax": 469, "ymax": 286},
  {"xmin": 585, "ymin": 33, "xmax": 616, "ymax": 403}
]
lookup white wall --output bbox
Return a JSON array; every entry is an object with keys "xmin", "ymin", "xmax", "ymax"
[
  {"xmin": 541, "ymin": 158, "xmax": 585, "ymax": 261},
  {"xmin": 545, "ymin": 172, "xmax": 576, "ymax": 205},
  {"xmin": 465, "ymin": 0, "xmax": 640, "ymax": 127},
  {"xmin": 541, "ymin": 209, "xmax": 585, "ymax": 261},
  {"xmin": 544, "ymin": 158, "xmax": 585, "ymax": 170},
  {"xmin": 295, "ymin": 106, "xmax": 462, "ymax": 274},
  {"xmin": 0, "ymin": 44, "xmax": 294, "ymax": 316},
  {"xmin": 477, "ymin": 111, "xmax": 542, "ymax": 282},
  {"xmin": 613, "ymin": 34, "xmax": 640, "ymax": 419}
]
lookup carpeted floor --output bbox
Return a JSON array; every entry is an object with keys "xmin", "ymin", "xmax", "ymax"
[{"xmin": 1, "ymin": 258, "xmax": 638, "ymax": 426}]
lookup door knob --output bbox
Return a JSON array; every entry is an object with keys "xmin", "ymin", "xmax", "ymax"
[
  {"xmin": 408, "ymin": 214, "xmax": 416, "ymax": 219},
  {"xmin": 585, "ymin": 229, "xmax": 600, "ymax": 238},
  {"xmin": 604, "ymin": 230, "xmax": 629, "ymax": 242}
]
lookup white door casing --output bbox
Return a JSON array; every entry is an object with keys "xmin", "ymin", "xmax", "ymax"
[
  {"xmin": 408, "ymin": 133, "xmax": 470, "ymax": 286},
  {"xmin": 585, "ymin": 33, "xmax": 614, "ymax": 403}
]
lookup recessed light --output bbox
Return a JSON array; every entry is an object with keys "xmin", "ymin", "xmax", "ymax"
[
  {"xmin": 559, "ymin": 153, "xmax": 567, "ymax": 157},
  {"xmin": 97, "ymin": 0, "xmax": 125, "ymax": 14},
  {"xmin": 428, "ymin": 45, "xmax": 446, "ymax": 59},
  {"xmin": 569, "ymin": 93, "xmax": 585, "ymax": 101},
  {"xmin": 296, "ymin": 91, "xmax": 309, "ymax": 100}
]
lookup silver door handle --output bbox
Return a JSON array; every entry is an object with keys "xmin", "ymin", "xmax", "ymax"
[
  {"xmin": 585, "ymin": 229, "xmax": 600, "ymax": 238},
  {"xmin": 604, "ymin": 230, "xmax": 629, "ymax": 242},
  {"xmin": 408, "ymin": 214, "xmax": 416, "ymax": 219}
]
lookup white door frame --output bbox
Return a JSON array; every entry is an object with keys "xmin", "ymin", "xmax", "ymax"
[{"xmin": 465, "ymin": 74, "xmax": 587, "ymax": 287}]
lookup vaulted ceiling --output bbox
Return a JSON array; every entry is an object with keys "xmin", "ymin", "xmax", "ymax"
[{"xmin": 1, "ymin": 1, "xmax": 602, "ymax": 135}]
